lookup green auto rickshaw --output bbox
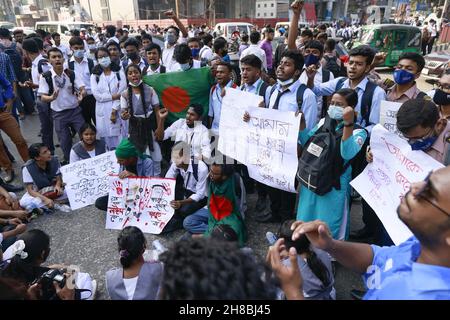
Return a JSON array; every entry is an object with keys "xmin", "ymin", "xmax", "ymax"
[{"xmin": 353, "ymin": 24, "xmax": 422, "ymax": 67}]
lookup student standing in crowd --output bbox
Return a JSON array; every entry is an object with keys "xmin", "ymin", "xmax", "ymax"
[
  {"xmin": 69, "ymin": 124, "xmax": 108, "ymax": 163},
  {"xmin": 241, "ymin": 31, "xmax": 267, "ymax": 72},
  {"xmin": 186, "ymin": 37, "xmax": 202, "ymax": 61},
  {"xmin": 106, "ymin": 41, "xmax": 123, "ymax": 68},
  {"xmin": 67, "ymin": 36, "xmax": 96, "ymax": 126},
  {"xmin": 91, "ymin": 47, "xmax": 126, "ymax": 150},
  {"xmin": 38, "ymin": 47, "xmax": 86, "ymax": 164},
  {"xmin": 297, "ymin": 89, "xmax": 367, "ymax": 240},
  {"xmin": 51, "ymin": 32, "xmax": 70, "ymax": 61},
  {"xmin": 260, "ymin": 27, "xmax": 275, "ymax": 77},
  {"xmin": 161, "ymin": 10, "xmax": 189, "ymax": 72},
  {"xmin": 106, "ymin": 226, "xmax": 162, "ymax": 300},
  {"xmin": 171, "ymin": 43, "xmax": 202, "ymax": 72},
  {"xmin": 118, "ymin": 64, "xmax": 162, "ymax": 176},
  {"xmin": 143, "ymin": 44, "xmax": 166, "ymax": 76},
  {"xmin": 122, "ymin": 38, "xmax": 148, "ymax": 72}
]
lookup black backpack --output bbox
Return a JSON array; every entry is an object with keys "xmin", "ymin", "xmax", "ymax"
[
  {"xmin": 297, "ymin": 116, "xmax": 368, "ymax": 195},
  {"xmin": 142, "ymin": 64, "xmax": 166, "ymax": 76},
  {"xmin": 37, "ymin": 59, "xmax": 50, "ymax": 75},
  {"xmin": 323, "ymin": 56, "xmax": 347, "ymax": 78},
  {"xmin": 0, "ymin": 42, "xmax": 25, "ymax": 82},
  {"xmin": 42, "ymin": 69, "xmax": 76, "ymax": 95}
]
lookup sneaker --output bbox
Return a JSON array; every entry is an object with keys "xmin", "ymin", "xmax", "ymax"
[
  {"xmin": 90, "ymin": 279, "xmax": 97, "ymax": 300},
  {"xmin": 266, "ymin": 231, "xmax": 278, "ymax": 245}
]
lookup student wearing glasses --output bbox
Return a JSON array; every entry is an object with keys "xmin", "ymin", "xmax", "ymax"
[{"xmin": 275, "ymin": 165, "xmax": 450, "ymax": 300}]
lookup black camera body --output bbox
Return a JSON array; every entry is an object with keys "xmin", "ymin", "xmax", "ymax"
[{"xmin": 36, "ymin": 269, "xmax": 66, "ymax": 299}]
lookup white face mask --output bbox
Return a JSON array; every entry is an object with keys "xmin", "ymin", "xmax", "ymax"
[
  {"xmin": 98, "ymin": 56, "xmax": 111, "ymax": 68},
  {"xmin": 130, "ymin": 80, "xmax": 143, "ymax": 87},
  {"xmin": 277, "ymin": 78, "xmax": 295, "ymax": 87},
  {"xmin": 88, "ymin": 44, "xmax": 97, "ymax": 50},
  {"xmin": 327, "ymin": 105, "xmax": 344, "ymax": 120},
  {"xmin": 180, "ymin": 62, "xmax": 191, "ymax": 71}
]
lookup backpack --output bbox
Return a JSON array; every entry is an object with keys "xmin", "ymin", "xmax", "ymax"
[
  {"xmin": 142, "ymin": 64, "xmax": 166, "ymax": 75},
  {"xmin": 37, "ymin": 59, "xmax": 50, "ymax": 75},
  {"xmin": 68, "ymin": 58, "xmax": 94, "ymax": 74},
  {"xmin": 335, "ymin": 77, "xmax": 378, "ymax": 127},
  {"xmin": 0, "ymin": 42, "xmax": 25, "ymax": 82},
  {"xmin": 42, "ymin": 69, "xmax": 76, "ymax": 96},
  {"xmin": 268, "ymin": 83, "xmax": 307, "ymax": 110},
  {"xmin": 323, "ymin": 55, "xmax": 343, "ymax": 78},
  {"xmin": 297, "ymin": 117, "xmax": 368, "ymax": 195}
]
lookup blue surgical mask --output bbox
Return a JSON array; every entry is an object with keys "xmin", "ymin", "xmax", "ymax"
[
  {"xmin": 73, "ymin": 49, "xmax": 85, "ymax": 59},
  {"xmin": 327, "ymin": 105, "xmax": 344, "ymax": 120},
  {"xmin": 393, "ymin": 69, "xmax": 415, "ymax": 85},
  {"xmin": 165, "ymin": 34, "xmax": 177, "ymax": 45},
  {"xmin": 304, "ymin": 54, "xmax": 320, "ymax": 67},
  {"xmin": 191, "ymin": 48, "xmax": 200, "ymax": 57},
  {"xmin": 180, "ymin": 62, "xmax": 191, "ymax": 71},
  {"xmin": 409, "ymin": 136, "xmax": 438, "ymax": 151},
  {"xmin": 98, "ymin": 56, "xmax": 111, "ymax": 68}
]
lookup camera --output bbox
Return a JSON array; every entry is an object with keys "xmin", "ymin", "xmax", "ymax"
[{"xmin": 35, "ymin": 269, "xmax": 67, "ymax": 300}]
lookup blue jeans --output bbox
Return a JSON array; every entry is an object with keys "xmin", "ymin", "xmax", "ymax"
[{"xmin": 183, "ymin": 208, "xmax": 209, "ymax": 234}]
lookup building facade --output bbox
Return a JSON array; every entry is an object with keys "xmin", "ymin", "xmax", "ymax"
[{"xmin": 255, "ymin": 0, "xmax": 289, "ymax": 19}]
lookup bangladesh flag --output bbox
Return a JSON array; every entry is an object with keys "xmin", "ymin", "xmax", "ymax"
[
  {"xmin": 204, "ymin": 175, "xmax": 247, "ymax": 247},
  {"xmin": 143, "ymin": 67, "xmax": 215, "ymax": 123}
]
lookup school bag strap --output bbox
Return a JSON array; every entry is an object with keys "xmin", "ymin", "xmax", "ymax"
[
  {"xmin": 37, "ymin": 59, "xmax": 49, "ymax": 75},
  {"xmin": 360, "ymin": 81, "xmax": 377, "ymax": 127},
  {"xmin": 69, "ymin": 58, "xmax": 94, "ymax": 74},
  {"xmin": 296, "ymin": 83, "xmax": 307, "ymax": 111}
]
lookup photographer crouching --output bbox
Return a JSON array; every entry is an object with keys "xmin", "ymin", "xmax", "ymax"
[{"xmin": 0, "ymin": 229, "xmax": 95, "ymax": 300}]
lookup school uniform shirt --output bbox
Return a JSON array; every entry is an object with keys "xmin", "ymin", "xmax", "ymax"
[
  {"xmin": 240, "ymin": 44, "xmax": 267, "ymax": 71},
  {"xmin": 69, "ymin": 148, "xmax": 95, "ymax": 163},
  {"xmin": 145, "ymin": 65, "xmax": 163, "ymax": 75},
  {"xmin": 387, "ymin": 83, "xmax": 422, "ymax": 103},
  {"xmin": 119, "ymin": 85, "xmax": 159, "ymax": 118},
  {"xmin": 31, "ymin": 54, "xmax": 51, "ymax": 88},
  {"xmin": 300, "ymin": 66, "xmax": 335, "ymax": 119},
  {"xmin": 241, "ymin": 78, "xmax": 264, "ymax": 95},
  {"xmin": 168, "ymin": 59, "xmax": 202, "ymax": 73},
  {"xmin": 37, "ymin": 69, "xmax": 85, "ymax": 112},
  {"xmin": 363, "ymin": 236, "xmax": 450, "ymax": 300},
  {"xmin": 208, "ymin": 80, "xmax": 236, "ymax": 136},
  {"xmin": 125, "ymin": 57, "xmax": 148, "ymax": 72},
  {"xmin": 163, "ymin": 119, "xmax": 211, "ymax": 160},
  {"xmin": 162, "ymin": 38, "xmax": 187, "ymax": 72},
  {"xmin": 22, "ymin": 165, "xmax": 61, "ymax": 192},
  {"xmin": 199, "ymin": 45, "xmax": 213, "ymax": 62},
  {"xmin": 265, "ymin": 80, "xmax": 318, "ymax": 130},
  {"xmin": 65, "ymin": 56, "xmax": 93, "ymax": 95},
  {"xmin": 310, "ymin": 77, "xmax": 387, "ymax": 132},
  {"xmin": 165, "ymin": 161, "xmax": 208, "ymax": 202}
]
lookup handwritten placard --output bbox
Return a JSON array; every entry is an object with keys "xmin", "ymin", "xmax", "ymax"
[
  {"xmin": 351, "ymin": 125, "xmax": 444, "ymax": 245},
  {"xmin": 106, "ymin": 176, "xmax": 176, "ymax": 234},
  {"xmin": 379, "ymin": 100, "xmax": 402, "ymax": 136},
  {"xmin": 218, "ymin": 88, "xmax": 300, "ymax": 192},
  {"xmin": 60, "ymin": 151, "xmax": 120, "ymax": 210}
]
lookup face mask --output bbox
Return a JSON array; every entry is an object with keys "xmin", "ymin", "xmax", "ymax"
[
  {"xmin": 277, "ymin": 78, "xmax": 295, "ymax": 86},
  {"xmin": 88, "ymin": 44, "xmax": 97, "ymax": 51},
  {"xmin": 127, "ymin": 52, "xmax": 139, "ymax": 61},
  {"xmin": 433, "ymin": 89, "xmax": 450, "ymax": 105},
  {"xmin": 73, "ymin": 49, "xmax": 85, "ymax": 59},
  {"xmin": 393, "ymin": 69, "xmax": 415, "ymax": 85},
  {"xmin": 191, "ymin": 48, "xmax": 200, "ymax": 57},
  {"xmin": 304, "ymin": 54, "xmax": 320, "ymax": 67},
  {"xmin": 98, "ymin": 57, "xmax": 111, "ymax": 68},
  {"xmin": 130, "ymin": 80, "xmax": 143, "ymax": 87},
  {"xmin": 165, "ymin": 34, "xmax": 177, "ymax": 45},
  {"xmin": 327, "ymin": 105, "xmax": 344, "ymax": 120},
  {"xmin": 409, "ymin": 136, "xmax": 438, "ymax": 151},
  {"xmin": 180, "ymin": 62, "xmax": 191, "ymax": 71}
]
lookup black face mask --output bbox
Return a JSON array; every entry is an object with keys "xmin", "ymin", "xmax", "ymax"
[
  {"xmin": 128, "ymin": 52, "xmax": 139, "ymax": 61},
  {"xmin": 433, "ymin": 89, "xmax": 450, "ymax": 106}
]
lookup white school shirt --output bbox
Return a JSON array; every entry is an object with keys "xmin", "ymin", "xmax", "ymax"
[
  {"xmin": 168, "ymin": 59, "xmax": 202, "ymax": 72},
  {"xmin": 65, "ymin": 56, "xmax": 93, "ymax": 94},
  {"xmin": 163, "ymin": 119, "xmax": 211, "ymax": 160},
  {"xmin": 165, "ymin": 161, "xmax": 208, "ymax": 202},
  {"xmin": 200, "ymin": 45, "xmax": 213, "ymax": 61},
  {"xmin": 31, "ymin": 54, "xmax": 51, "ymax": 88},
  {"xmin": 37, "ymin": 69, "xmax": 84, "ymax": 112},
  {"xmin": 22, "ymin": 166, "xmax": 61, "ymax": 191},
  {"xmin": 119, "ymin": 86, "xmax": 160, "ymax": 118},
  {"xmin": 162, "ymin": 38, "xmax": 187, "ymax": 72},
  {"xmin": 240, "ymin": 44, "xmax": 268, "ymax": 71},
  {"xmin": 123, "ymin": 277, "xmax": 138, "ymax": 300}
]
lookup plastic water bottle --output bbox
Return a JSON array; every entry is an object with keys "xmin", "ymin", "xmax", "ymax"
[{"xmin": 54, "ymin": 204, "xmax": 72, "ymax": 213}]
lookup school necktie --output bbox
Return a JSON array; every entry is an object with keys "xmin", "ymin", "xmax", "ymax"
[{"xmin": 272, "ymin": 89, "xmax": 290, "ymax": 110}]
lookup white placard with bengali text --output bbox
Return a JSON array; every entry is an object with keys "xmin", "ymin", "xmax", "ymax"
[
  {"xmin": 351, "ymin": 125, "xmax": 444, "ymax": 245},
  {"xmin": 218, "ymin": 88, "xmax": 300, "ymax": 192},
  {"xmin": 60, "ymin": 151, "xmax": 120, "ymax": 210},
  {"xmin": 106, "ymin": 176, "xmax": 176, "ymax": 234},
  {"xmin": 379, "ymin": 100, "xmax": 402, "ymax": 136}
]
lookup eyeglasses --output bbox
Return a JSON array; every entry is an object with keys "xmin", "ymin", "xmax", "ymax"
[{"xmin": 414, "ymin": 171, "xmax": 450, "ymax": 217}]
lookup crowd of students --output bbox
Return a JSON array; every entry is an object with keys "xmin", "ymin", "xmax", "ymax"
[{"xmin": 0, "ymin": 1, "xmax": 449, "ymax": 300}]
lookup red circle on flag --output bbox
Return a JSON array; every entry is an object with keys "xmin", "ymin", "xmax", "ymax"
[{"xmin": 162, "ymin": 86, "xmax": 191, "ymax": 113}]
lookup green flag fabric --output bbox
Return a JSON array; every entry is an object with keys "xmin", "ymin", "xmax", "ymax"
[
  {"xmin": 143, "ymin": 67, "xmax": 214, "ymax": 123},
  {"xmin": 204, "ymin": 175, "xmax": 247, "ymax": 247}
]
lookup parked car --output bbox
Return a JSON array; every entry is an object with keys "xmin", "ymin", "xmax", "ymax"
[{"xmin": 421, "ymin": 50, "xmax": 450, "ymax": 84}]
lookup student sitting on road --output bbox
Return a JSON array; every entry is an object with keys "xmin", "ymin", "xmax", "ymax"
[
  {"xmin": 70, "ymin": 123, "xmax": 108, "ymax": 163},
  {"xmin": 106, "ymin": 226, "xmax": 163, "ymax": 300},
  {"xmin": 19, "ymin": 143, "xmax": 67, "ymax": 213}
]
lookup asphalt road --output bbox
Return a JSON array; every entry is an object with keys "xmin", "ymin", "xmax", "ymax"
[{"xmin": 2, "ymin": 73, "xmax": 432, "ymax": 300}]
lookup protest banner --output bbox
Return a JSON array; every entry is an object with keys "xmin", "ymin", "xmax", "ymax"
[
  {"xmin": 379, "ymin": 100, "xmax": 402, "ymax": 136},
  {"xmin": 351, "ymin": 125, "xmax": 444, "ymax": 245},
  {"xmin": 218, "ymin": 88, "xmax": 300, "ymax": 192},
  {"xmin": 106, "ymin": 176, "xmax": 176, "ymax": 234},
  {"xmin": 60, "ymin": 151, "xmax": 120, "ymax": 210}
]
